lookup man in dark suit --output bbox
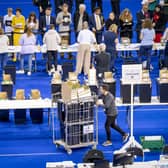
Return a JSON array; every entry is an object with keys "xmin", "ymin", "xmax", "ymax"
[
  {"xmin": 89, "ymin": 7, "xmax": 104, "ymax": 44},
  {"xmin": 91, "ymin": 0, "xmax": 103, "ymax": 13},
  {"xmin": 110, "ymin": 0, "xmax": 120, "ymax": 20},
  {"xmin": 73, "ymin": 4, "xmax": 89, "ymax": 39},
  {"xmin": 136, "ymin": 2, "xmax": 151, "ymax": 42},
  {"xmin": 39, "ymin": 6, "xmax": 56, "ymax": 36},
  {"xmin": 54, "ymin": 0, "xmax": 73, "ymax": 15},
  {"xmin": 94, "ymin": 43, "xmax": 111, "ymax": 81},
  {"xmin": 33, "ymin": 0, "xmax": 51, "ymax": 16}
]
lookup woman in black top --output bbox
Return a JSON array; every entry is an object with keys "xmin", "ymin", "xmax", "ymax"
[
  {"xmin": 119, "ymin": 8, "xmax": 133, "ymax": 58},
  {"xmin": 105, "ymin": 12, "xmax": 118, "ymax": 30}
]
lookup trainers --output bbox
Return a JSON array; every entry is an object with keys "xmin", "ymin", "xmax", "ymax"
[
  {"xmin": 102, "ymin": 140, "xmax": 112, "ymax": 146},
  {"xmin": 123, "ymin": 133, "xmax": 129, "ymax": 143},
  {"xmin": 27, "ymin": 71, "xmax": 31, "ymax": 76},
  {"xmin": 16, "ymin": 70, "xmax": 24, "ymax": 74},
  {"xmin": 48, "ymin": 71, "xmax": 51, "ymax": 76}
]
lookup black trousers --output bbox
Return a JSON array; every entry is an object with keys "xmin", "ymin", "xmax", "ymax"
[
  {"xmin": 105, "ymin": 115, "xmax": 125, "ymax": 141},
  {"xmin": 47, "ymin": 50, "xmax": 57, "ymax": 71},
  {"xmin": 91, "ymin": 0, "xmax": 102, "ymax": 13}
]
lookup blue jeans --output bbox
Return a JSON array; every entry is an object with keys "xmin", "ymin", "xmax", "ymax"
[
  {"xmin": 0, "ymin": 53, "xmax": 8, "ymax": 70},
  {"xmin": 20, "ymin": 54, "xmax": 33, "ymax": 72},
  {"xmin": 139, "ymin": 45, "xmax": 152, "ymax": 69}
]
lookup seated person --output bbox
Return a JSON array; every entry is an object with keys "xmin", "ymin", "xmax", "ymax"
[{"xmin": 94, "ymin": 43, "xmax": 111, "ymax": 80}]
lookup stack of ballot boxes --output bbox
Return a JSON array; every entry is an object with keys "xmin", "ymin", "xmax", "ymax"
[
  {"xmin": 157, "ymin": 69, "xmax": 168, "ymax": 102},
  {"xmin": 0, "ymin": 92, "xmax": 9, "ymax": 121},
  {"xmin": 4, "ymin": 64, "xmax": 16, "ymax": 84},
  {"xmin": 14, "ymin": 89, "xmax": 26, "ymax": 124},
  {"xmin": 88, "ymin": 67, "xmax": 98, "ymax": 95},
  {"xmin": 58, "ymin": 80, "xmax": 95, "ymax": 146},
  {"xmin": 139, "ymin": 70, "xmax": 151, "ymax": 103},
  {"xmin": 51, "ymin": 71, "xmax": 62, "ymax": 102},
  {"xmin": 30, "ymin": 89, "xmax": 43, "ymax": 123},
  {"xmin": 1, "ymin": 74, "xmax": 13, "ymax": 99},
  {"xmin": 103, "ymin": 72, "xmax": 116, "ymax": 97}
]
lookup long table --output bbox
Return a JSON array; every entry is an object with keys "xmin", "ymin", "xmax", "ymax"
[
  {"xmin": 6, "ymin": 42, "xmax": 166, "ymax": 54},
  {"xmin": 0, "ymin": 99, "xmax": 53, "ymax": 110}
]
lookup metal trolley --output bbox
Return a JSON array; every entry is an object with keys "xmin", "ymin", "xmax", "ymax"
[{"xmin": 52, "ymin": 96, "xmax": 98, "ymax": 154}]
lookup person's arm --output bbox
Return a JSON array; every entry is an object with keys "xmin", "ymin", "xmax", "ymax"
[
  {"xmin": 56, "ymin": 13, "xmax": 62, "ymax": 25},
  {"xmin": 43, "ymin": 33, "xmax": 46, "ymax": 44},
  {"xmin": 56, "ymin": 31, "xmax": 61, "ymax": 44},
  {"xmin": 104, "ymin": 95, "xmax": 113, "ymax": 109},
  {"xmin": 162, "ymin": 28, "xmax": 168, "ymax": 40},
  {"xmin": 19, "ymin": 35, "xmax": 24, "ymax": 45},
  {"xmin": 140, "ymin": 29, "xmax": 143, "ymax": 40}
]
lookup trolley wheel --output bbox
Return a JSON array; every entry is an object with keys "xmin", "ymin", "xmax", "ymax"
[
  {"xmin": 92, "ymin": 144, "xmax": 97, "ymax": 150},
  {"xmin": 67, "ymin": 149, "xmax": 72, "ymax": 155},
  {"xmin": 55, "ymin": 143, "xmax": 60, "ymax": 148}
]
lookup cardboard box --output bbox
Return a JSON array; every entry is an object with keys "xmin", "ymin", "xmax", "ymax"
[
  {"xmin": 31, "ymin": 89, "xmax": 41, "ymax": 99},
  {"xmin": 104, "ymin": 72, "xmax": 115, "ymax": 83},
  {"xmin": 3, "ymin": 74, "xmax": 11, "ymax": 81},
  {"xmin": 0, "ymin": 92, "xmax": 7, "ymax": 100},
  {"xmin": 68, "ymin": 72, "xmax": 77, "ymax": 81},
  {"xmin": 16, "ymin": 89, "xmax": 25, "ymax": 100}
]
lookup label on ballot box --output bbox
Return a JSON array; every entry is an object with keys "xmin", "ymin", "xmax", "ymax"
[
  {"xmin": 83, "ymin": 124, "xmax": 94, "ymax": 134},
  {"xmin": 122, "ymin": 64, "xmax": 142, "ymax": 84}
]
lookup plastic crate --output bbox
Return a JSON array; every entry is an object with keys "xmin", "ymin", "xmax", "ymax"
[{"xmin": 140, "ymin": 136, "xmax": 165, "ymax": 151}]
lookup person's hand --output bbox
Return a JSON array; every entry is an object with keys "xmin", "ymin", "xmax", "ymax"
[{"xmin": 39, "ymin": 6, "xmax": 43, "ymax": 13}]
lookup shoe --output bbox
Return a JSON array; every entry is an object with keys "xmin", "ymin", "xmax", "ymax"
[
  {"xmin": 16, "ymin": 70, "xmax": 24, "ymax": 74},
  {"xmin": 27, "ymin": 71, "xmax": 31, "ymax": 76},
  {"xmin": 48, "ymin": 71, "xmax": 51, "ymax": 76},
  {"xmin": 102, "ymin": 140, "xmax": 112, "ymax": 146},
  {"xmin": 123, "ymin": 133, "xmax": 129, "ymax": 143}
]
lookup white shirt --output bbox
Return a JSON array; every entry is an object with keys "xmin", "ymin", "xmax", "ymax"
[
  {"xmin": 0, "ymin": 35, "xmax": 9, "ymax": 53},
  {"xmin": 43, "ymin": 29, "xmax": 61, "ymax": 51},
  {"xmin": 3, "ymin": 14, "xmax": 15, "ymax": 34},
  {"xmin": 77, "ymin": 29, "xmax": 96, "ymax": 44}
]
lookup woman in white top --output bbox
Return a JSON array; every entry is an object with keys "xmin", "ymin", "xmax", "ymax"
[
  {"xmin": 0, "ymin": 28, "xmax": 9, "ymax": 70},
  {"xmin": 26, "ymin": 12, "xmax": 39, "ymax": 34},
  {"xmin": 19, "ymin": 27, "xmax": 36, "ymax": 75},
  {"xmin": 162, "ymin": 27, "xmax": 168, "ymax": 68},
  {"xmin": 139, "ymin": 18, "xmax": 155, "ymax": 70}
]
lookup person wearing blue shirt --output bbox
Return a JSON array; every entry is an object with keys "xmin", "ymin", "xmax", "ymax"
[
  {"xmin": 139, "ymin": 18, "xmax": 155, "ymax": 70},
  {"xmin": 103, "ymin": 24, "xmax": 119, "ymax": 72}
]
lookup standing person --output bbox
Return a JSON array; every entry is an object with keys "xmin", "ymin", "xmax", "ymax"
[
  {"xmin": 56, "ymin": 3, "xmax": 72, "ymax": 58},
  {"xmin": 91, "ymin": 0, "xmax": 103, "ymax": 13},
  {"xmin": 75, "ymin": 0, "xmax": 84, "ymax": 11},
  {"xmin": 3, "ymin": 8, "xmax": 15, "ymax": 45},
  {"xmin": 19, "ymin": 27, "xmax": 36, "ymax": 75},
  {"xmin": 162, "ymin": 27, "xmax": 168, "ymax": 68},
  {"xmin": 105, "ymin": 12, "xmax": 118, "ymax": 31},
  {"xmin": 55, "ymin": 0, "xmax": 73, "ymax": 15},
  {"xmin": 94, "ymin": 43, "xmax": 111, "ymax": 80},
  {"xmin": 90, "ymin": 7, "xmax": 105, "ymax": 44},
  {"xmin": 73, "ymin": 4, "xmax": 89, "ymax": 39},
  {"xmin": 103, "ymin": 24, "xmax": 119, "ymax": 72},
  {"xmin": 43, "ymin": 24, "xmax": 61, "ymax": 75},
  {"xmin": 12, "ymin": 8, "xmax": 25, "ymax": 46},
  {"xmin": 98, "ymin": 84, "xmax": 129, "ymax": 146},
  {"xmin": 152, "ymin": 5, "xmax": 166, "ymax": 43},
  {"xmin": 39, "ymin": 6, "xmax": 56, "ymax": 37},
  {"xmin": 119, "ymin": 8, "xmax": 134, "ymax": 58},
  {"xmin": 26, "ymin": 12, "xmax": 39, "ymax": 35},
  {"xmin": 136, "ymin": 2, "xmax": 151, "ymax": 42},
  {"xmin": 139, "ymin": 19, "xmax": 155, "ymax": 70},
  {"xmin": 0, "ymin": 28, "xmax": 9, "ymax": 71},
  {"xmin": 76, "ymin": 21, "xmax": 96, "ymax": 78},
  {"xmin": 110, "ymin": 0, "xmax": 120, "ymax": 20},
  {"xmin": 33, "ymin": 0, "xmax": 51, "ymax": 16}
]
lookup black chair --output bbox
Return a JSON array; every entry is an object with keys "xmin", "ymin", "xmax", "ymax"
[{"xmin": 83, "ymin": 149, "xmax": 104, "ymax": 163}]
